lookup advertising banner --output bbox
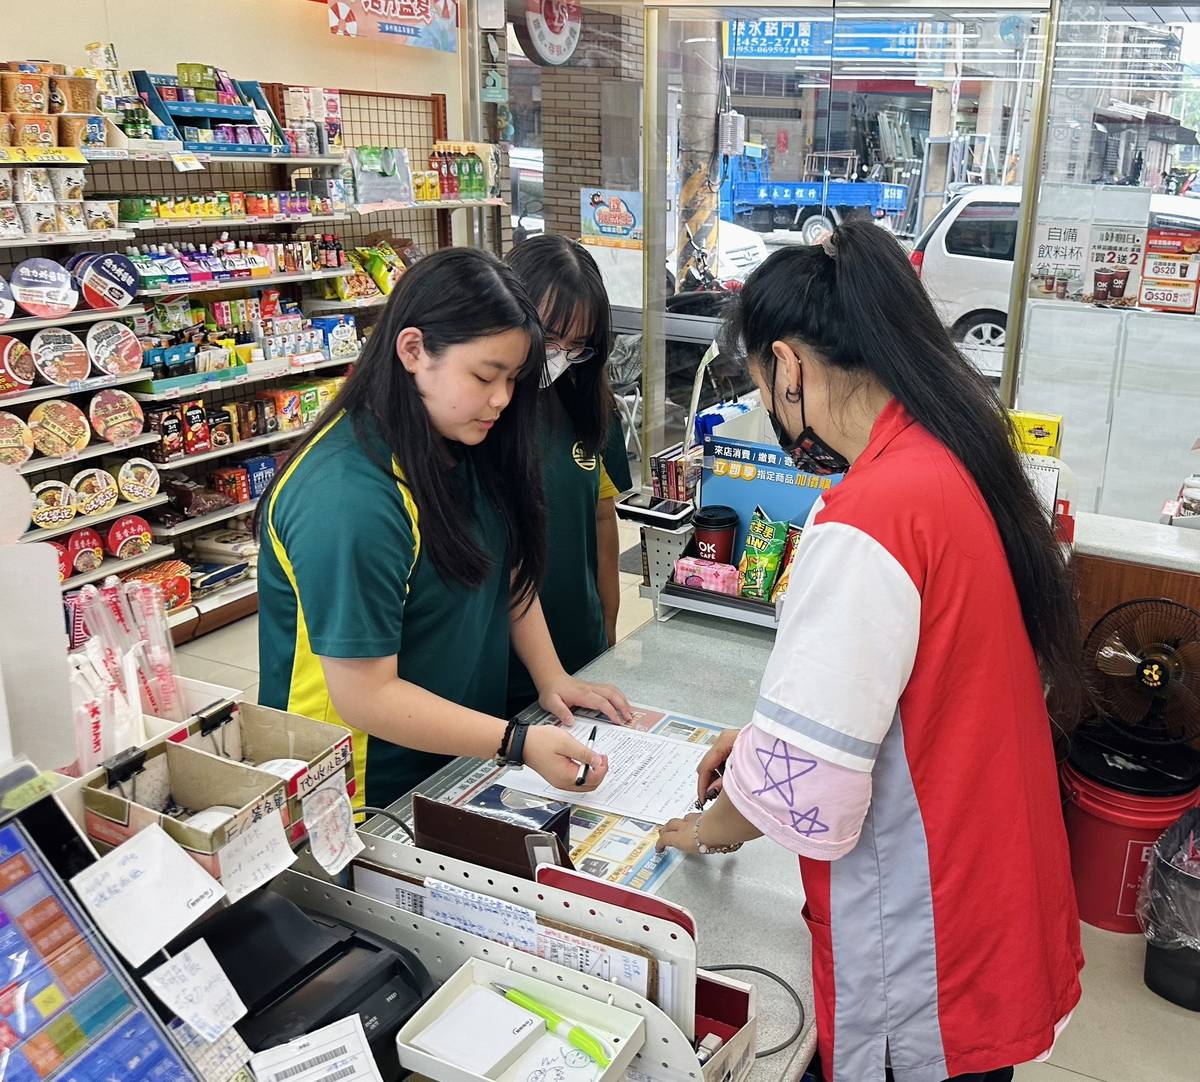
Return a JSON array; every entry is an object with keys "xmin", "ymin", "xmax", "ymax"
[{"xmin": 327, "ymin": 0, "xmax": 459, "ymax": 53}]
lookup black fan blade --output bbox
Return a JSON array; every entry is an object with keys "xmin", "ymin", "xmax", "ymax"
[
  {"xmin": 1134, "ymin": 608, "xmax": 1187, "ymax": 651},
  {"xmin": 1163, "ymin": 681, "xmax": 1200, "ymax": 742},
  {"xmin": 1095, "ymin": 633, "xmax": 1141, "ymax": 677},
  {"xmin": 1099, "ymin": 673, "xmax": 1156, "ymax": 728},
  {"xmin": 1173, "ymin": 640, "xmax": 1200, "ymax": 677}
]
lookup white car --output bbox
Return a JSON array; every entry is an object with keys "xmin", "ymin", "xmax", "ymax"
[{"xmin": 910, "ymin": 185, "xmax": 1200, "ymax": 375}]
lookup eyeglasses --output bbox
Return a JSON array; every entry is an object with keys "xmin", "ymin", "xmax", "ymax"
[{"xmin": 547, "ymin": 340, "xmax": 595, "ymax": 365}]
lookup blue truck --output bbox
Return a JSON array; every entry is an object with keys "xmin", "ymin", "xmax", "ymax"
[{"xmin": 720, "ymin": 144, "xmax": 909, "ymax": 244}]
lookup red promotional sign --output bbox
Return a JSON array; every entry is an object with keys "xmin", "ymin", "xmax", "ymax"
[{"xmin": 327, "ymin": 0, "xmax": 459, "ymax": 52}]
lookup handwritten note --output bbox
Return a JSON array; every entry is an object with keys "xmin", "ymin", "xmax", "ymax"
[
  {"xmin": 147, "ymin": 939, "xmax": 246, "ymax": 1042},
  {"xmin": 303, "ymin": 780, "xmax": 364, "ymax": 875},
  {"xmin": 169, "ymin": 1017, "xmax": 253, "ymax": 1082},
  {"xmin": 424, "ymin": 878, "xmax": 538, "ymax": 951},
  {"xmin": 70, "ymin": 824, "xmax": 226, "ymax": 966},
  {"xmin": 219, "ymin": 809, "xmax": 297, "ymax": 902}
]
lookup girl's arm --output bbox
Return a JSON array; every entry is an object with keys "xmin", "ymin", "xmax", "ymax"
[{"xmin": 595, "ymin": 496, "xmax": 621, "ymax": 645}]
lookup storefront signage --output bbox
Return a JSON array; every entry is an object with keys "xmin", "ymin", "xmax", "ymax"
[
  {"xmin": 515, "ymin": 0, "xmax": 582, "ymax": 67},
  {"xmin": 1138, "ymin": 226, "xmax": 1200, "ymax": 315},
  {"xmin": 1085, "ymin": 225, "xmax": 1145, "ymax": 307},
  {"xmin": 722, "ymin": 20, "xmax": 928, "ymax": 62},
  {"xmin": 580, "ymin": 189, "xmax": 642, "ymax": 249},
  {"xmin": 1028, "ymin": 220, "xmax": 1091, "ymax": 303},
  {"xmin": 327, "ymin": 0, "xmax": 460, "ymax": 54}
]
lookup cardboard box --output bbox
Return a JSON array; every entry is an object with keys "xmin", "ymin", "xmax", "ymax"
[
  {"xmin": 82, "ymin": 741, "xmax": 289, "ymax": 882},
  {"xmin": 1009, "ymin": 410, "xmax": 1062, "ymax": 457},
  {"xmin": 180, "ymin": 700, "xmax": 354, "ymax": 842}
]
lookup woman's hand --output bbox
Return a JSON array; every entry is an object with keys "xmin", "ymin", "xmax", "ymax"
[
  {"xmin": 697, "ymin": 728, "xmax": 737, "ymax": 803},
  {"xmin": 524, "ymin": 725, "xmax": 609, "ymax": 792},
  {"xmin": 656, "ymin": 811, "xmax": 703, "ymax": 854},
  {"xmin": 538, "ymin": 673, "xmax": 633, "ymax": 728}
]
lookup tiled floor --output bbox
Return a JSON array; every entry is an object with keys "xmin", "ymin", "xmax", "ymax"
[{"xmin": 177, "ymin": 519, "xmax": 1196, "ymax": 1081}]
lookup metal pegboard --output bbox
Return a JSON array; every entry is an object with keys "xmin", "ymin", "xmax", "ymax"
[
  {"xmin": 271, "ymin": 869, "xmax": 719, "ymax": 1082},
  {"xmin": 643, "ymin": 524, "xmax": 693, "ymax": 593}
]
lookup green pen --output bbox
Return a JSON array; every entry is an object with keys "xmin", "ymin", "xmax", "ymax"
[{"xmin": 490, "ymin": 984, "xmax": 611, "ymax": 1068}]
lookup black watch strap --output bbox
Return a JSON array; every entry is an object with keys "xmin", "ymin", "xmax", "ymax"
[
  {"xmin": 495, "ymin": 719, "xmax": 519, "ymax": 765},
  {"xmin": 506, "ymin": 721, "xmax": 531, "ymax": 766}
]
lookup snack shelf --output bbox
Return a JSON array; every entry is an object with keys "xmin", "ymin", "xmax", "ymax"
[
  {"xmin": 0, "ymin": 306, "xmax": 145, "ymax": 335},
  {"xmin": 17, "ymin": 432, "xmax": 161, "ymax": 476},
  {"xmin": 130, "ymin": 352, "xmax": 357, "ymax": 403},
  {"xmin": 0, "ymin": 229, "xmax": 136, "ymax": 250},
  {"xmin": 83, "ymin": 149, "xmax": 346, "ymax": 167},
  {"xmin": 125, "ymin": 213, "xmax": 349, "ymax": 233},
  {"xmin": 159, "ymin": 424, "xmax": 309, "ymax": 470},
  {"xmin": 61, "ymin": 543, "xmax": 177, "ymax": 591},
  {"xmin": 163, "ymin": 101, "xmax": 256, "ymax": 120},
  {"xmin": 208, "ymin": 153, "xmax": 346, "ymax": 166},
  {"xmin": 0, "ymin": 370, "xmax": 147, "ymax": 409},
  {"xmin": 138, "ymin": 267, "xmax": 351, "ymax": 298},
  {"xmin": 303, "ymin": 295, "xmax": 387, "ymax": 313},
  {"xmin": 20, "ymin": 494, "xmax": 170, "ymax": 543},
  {"xmin": 352, "ymin": 198, "xmax": 505, "ymax": 216},
  {"xmin": 151, "ymin": 497, "xmax": 260, "ymax": 538},
  {"xmin": 168, "ymin": 576, "xmax": 258, "ymax": 629}
]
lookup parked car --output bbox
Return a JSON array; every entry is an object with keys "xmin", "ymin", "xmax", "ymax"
[{"xmin": 909, "ymin": 185, "xmax": 1200, "ymax": 376}]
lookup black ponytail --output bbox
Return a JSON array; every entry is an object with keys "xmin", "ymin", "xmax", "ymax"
[{"xmin": 721, "ymin": 221, "xmax": 1082, "ymax": 724}]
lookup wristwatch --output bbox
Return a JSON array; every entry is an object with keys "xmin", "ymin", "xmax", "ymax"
[{"xmin": 494, "ymin": 719, "xmax": 531, "ymax": 767}]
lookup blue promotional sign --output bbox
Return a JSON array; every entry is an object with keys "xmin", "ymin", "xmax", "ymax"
[
  {"xmin": 723, "ymin": 20, "xmax": 928, "ymax": 62},
  {"xmin": 580, "ymin": 188, "xmax": 643, "ymax": 249}
]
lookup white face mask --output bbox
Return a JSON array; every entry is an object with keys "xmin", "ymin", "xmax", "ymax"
[{"xmin": 541, "ymin": 348, "xmax": 571, "ymax": 389}]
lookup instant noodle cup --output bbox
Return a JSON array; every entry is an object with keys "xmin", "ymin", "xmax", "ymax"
[
  {"xmin": 55, "ymin": 202, "xmax": 87, "ymax": 235},
  {"xmin": 66, "ymin": 527, "xmax": 104, "ymax": 573},
  {"xmin": 75, "ymin": 253, "xmax": 137, "ymax": 310},
  {"xmin": 106, "ymin": 514, "xmax": 151, "ymax": 558},
  {"xmin": 0, "ymin": 169, "xmax": 11, "ymax": 202},
  {"xmin": 16, "ymin": 168, "xmax": 52, "ymax": 203},
  {"xmin": 28, "ymin": 399, "xmax": 89, "ymax": 458},
  {"xmin": 48, "ymin": 540, "xmax": 70, "ymax": 582},
  {"xmin": 31, "ymin": 327, "xmax": 89, "ymax": 384},
  {"xmin": 0, "ymin": 411, "xmax": 34, "ymax": 466},
  {"xmin": 10, "ymin": 258, "xmax": 78, "ymax": 318},
  {"xmin": 0, "ymin": 277, "xmax": 12, "ymax": 324},
  {"xmin": 0, "ymin": 336, "xmax": 34, "ymax": 394},
  {"xmin": 69, "ymin": 467, "xmax": 118, "ymax": 516},
  {"xmin": 30, "ymin": 479, "xmax": 77, "ymax": 530},
  {"xmin": 88, "ymin": 387, "xmax": 143, "ymax": 444},
  {"xmin": 9, "ymin": 115, "xmax": 56, "ymax": 148},
  {"xmin": 86, "ymin": 321, "xmax": 142, "ymax": 376},
  {"xmin": 2, "ymin": 62, "xmax": 64, "ymax": 76},
  {"xmin": 0, "ymin": 205, "xmax": 20, "ymax": 240},
  {"xmin": 50, "ymin": 168, "xmax": 84, "ymax": 202},
  {"xmin": 0, "ymin": 73, "xmax": 49, "ymax": 113},
  {"xmin": 49, "ymin": 76, "xmax": 97, "ymax": 115},
  {"xmin": 117, "ymin": 457, "xmax": 160, "ymax": 501},
  {"xmin": 82, "ymin": 200, "xmax": 118, "ymax": 231},
  {"xmin": 57, "ymin": 115, "xmax": 106, "ymax": 148},
  {"xmin": 17, "ymin": 203, "xmax": 57, "ymax": 235}
]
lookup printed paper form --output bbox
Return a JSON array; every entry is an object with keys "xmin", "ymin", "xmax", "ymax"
[
  {"xmin": 502, "ymin": 724, "xmax": 707, "ymax": 825},
  {"xmin": 250, "ymin": 1015, "xmax": 382, "ymax": 1082}
]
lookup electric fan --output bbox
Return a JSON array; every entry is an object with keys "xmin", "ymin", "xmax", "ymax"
[{"xmin": 1084, "ymin": 598, "xmax": 1200, "ymax": 745}]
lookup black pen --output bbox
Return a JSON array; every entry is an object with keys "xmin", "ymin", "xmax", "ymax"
[{"xmin": 575, "ymin": 725, "xmax": 598, "ymax": 786}]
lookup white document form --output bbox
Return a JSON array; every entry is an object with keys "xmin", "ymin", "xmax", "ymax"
[
  {"xmin": 250, "ymin": 1016, "xmax": 383, "ymax": 1082},
  {"xmin": 501, "ymin": 725, "xmax": 706, "ymax": 824}
]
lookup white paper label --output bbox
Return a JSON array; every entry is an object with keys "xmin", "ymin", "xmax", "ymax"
[
  {"xmin": 218, "ymin": 809, "xmax": 297, "ymax": 902},
  {"xmin": 250, "ymin": 1015, "xmax": 383, "ymax": 1082},
  {"xmin": 171, "ymin": 152, "xmax": 205, "ymax": 173},
  {"xmin": 146, "ymin": 939, "xmax": 246, "ymax": 1042},
  {"xmin": 70, "ymin": 824, "xmax": 225, "ymax": 966},
  {"xmin": 302, "ymin": 779, "xmax": 363, "ymax": 875}
]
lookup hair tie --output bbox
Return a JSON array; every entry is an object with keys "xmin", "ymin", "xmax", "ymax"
[{"xmin": 821, "ymin": 233, "xmax": 837, "ymax": 259}]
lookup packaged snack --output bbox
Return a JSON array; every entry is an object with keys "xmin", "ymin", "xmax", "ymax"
[
  {"xmin": 254, "ymin": 396, "xmax": 277, "ymax": 435},
  {"xmin": 66, "ymin": 527, "xmax": 104, "ymax": 573},
  {"xmin": 145, "ymin": 404, "xmax": 185, "ymax": 462},
  {"xmin": 770, "ymin": 525, "xmax": 804, "ymax": 604},
  {"xmin": 0, "ymin": 335, "xmax": 35, "ymax": 393},
  {"xmin": 0, "ymin": 411, "xmax": 34, "ymax": 466},
  {"xmin": 163, "ymin": 476, "xmax": 232, "ymax": 515},
  {"xmin": 58, "ymin": 114, "xmax": 106, "ymax": 148},
  {"xmin": 86, "ymin": 320, "xmax": 142, "ymax": 376},
  {"xmin": 0, "ymin": 205, "xmax": 20, "ymax": 240},
  {"xmin": 210, "ymin": 466, "xmax": 251, "ymax": 504},
  {"xmin": 260, "ymin": 388, "xmax": 301, "ymax": 431},
  {"xmin": 16, "ymin": 168, "xmax": 53, "ymax": 203},
  {"xmin": 0, "ymin": 72, "xmax": 49, "ymax": 112},
  {"xmin": 117, "ymin": 457, "xmax": 161, "ymax": 502},
  {"xmin": 120, "ymin": 559, "xmax": 192, "ymax": 613},
  {"xmin": 49, "ymin": 540, "xmax": 70, "ymax": 583},
  {"xmin": 181, "ymin": 399, "xmax": 211, "ymax": 455},
  {"xmin": 240, "ymin": 455, "xmax": 277, "ymax": 498},
  {"xmin": 49, "ymin": 75, "xmax": 98, "ymax": 114},
  {"xmin": 737, "ymin": 506, "xmax": 790, "ymax": 601},
  {"xmin": 88, "ymin": 388, "xmax": 144, "ymax": 444},
  {"xmin": 207, "ymin": 408, "xmax": 234, "ymax": 449},
  {"xmin": 82, "ymin": 200, "xmax": 119, "ymax": 230},
  {"xmin": 10, "ymin": 115, "xmax": 55, "ymax": 148},
  {"xmin": 30, "ymin": 479, "xmax": 77, "ymax": 530},
  {"xmin": 69, "ymin": 467, "xmax": 119, "ymax": 516},
  {"xmin": 106, "ymin": 514, "xmax": 151, "ymax": 559},
  {"xmin": 75, "ymin": 252, "xmax": 138, "ymax": 309},
  {"xmin": 673, "ymin": 556, "xmax": 739, "ymax": 596},
  {"xmin": 30, "ymin": 327, "xmax": 89, "ymax": 384},
  {"xmin": 10, "ymin": 257, "xmax": 78, "ymax": 318},
  {"xmin": 55, "ymin": 201, "xmax": 87, "ymax": 234},
  {"xmin": 84, "ymin": 42, "xmax": 120, "ymax": 69},
  {"xmin": 28, "ymin": 399, "xmax": 89, "ymax": 458},
  {"xmin": 47, "ymin": 167, "xmax": 85, "ymax": 203},
  {"xmin": 0, "ymin": 169, "xmax": 12, "ymax": 203},
  {"xmin": 17, "ymin": 202, "xmax": 57, "ymax": 235}
]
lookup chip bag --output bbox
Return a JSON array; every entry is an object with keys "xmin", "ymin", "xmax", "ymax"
[
  {"xmin": 770, "ymin": 524, "xmax": 804, "ymax": 603},
  {"xmin": 737, "ymin": 506, "xmax": 789, "ymax": 601}
]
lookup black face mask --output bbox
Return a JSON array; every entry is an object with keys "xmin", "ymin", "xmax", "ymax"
[{"xmin": 768, "ymin": 360, "xmax": 850, "ymax": 476}]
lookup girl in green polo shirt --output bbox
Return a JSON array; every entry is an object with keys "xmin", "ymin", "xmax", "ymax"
[
  {"xmin": 256, "ymin": 248, "xmax": 631, "ymax": 809},
  {"xmin": 504, "ymin": 236, "xmax": 629, "ymax": 717}
]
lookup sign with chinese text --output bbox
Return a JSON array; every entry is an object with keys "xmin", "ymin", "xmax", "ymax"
[
  {"xmin": 515, "ymin": 0, "xmax": 582, "ymax": 66},
  {"xmin": 327, "ymin": 0, "xmax": 459, "ymax": 53},
  {"xmin": 1138, "ymin": 225, "xmax": 1200, "ymax": 314},
  {"xmin": 722, "ymin": 20, "xmax": 927, "ymax": 61},
  {"xmin": 1085, "ymin": 224, "xmax": 1145, "ymax": 307},
  {"xmin": 580, "ymin": 188, "xmax": 643, "ymax": 249},
  {"xmin": 1028, "ymin": 219, "xmax": 1092, "ymax": 302}
]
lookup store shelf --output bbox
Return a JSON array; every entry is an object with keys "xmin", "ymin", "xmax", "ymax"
[
  {"xmin": 160, "ymin": 424, "xmax": 308, "ymax": 470},
  {"xmin": 0, "ymin": 306, "xmax": 145, "ymax": 335},
  {"xmin": 138, "ymin": 267, "xmax": 351, "ymax": 299},
  {"xmin": 17, "ymin": 432, "xmax": 160, "ymax": 475},
  {"xmin": 352, "ymin": 198, "xmax": 505, "ymax": 215},
  {"xmin": 168, "ymin": 576, "xmax": 258, "ymax": 630},
  {"xmin": 209, "ymin": 154, "xmax": 346, "ymax": 166},
  {"xmin": 163, "ymin": 101, "xmax": 256, "ymax": 121},
  {"xmin": 152, "ymin": 497, "xmax": 260, "ymax": 538},
  {"xmin": 62, "ymin": 543, "xmax": 176, "ymax": 591},
  {"xmin": 20, "ymin": 494, "xmax": 169, "ymax": 543},
  {"xmin": 84, "ymin": 148, "xmax": 345, "ymax": 167},
  {"xmin": 131, "ymin": 352, "xmax": 356, "ymax": 403},
  {"xmin": 125, "ymin": 213, "xmax": 348, "ymax": 233},
  {"xmin": 0, "ymin": 370, "xmax": 148, "ymax": 409},
  {"xmin": 303, "ymin": 295, "xmax": 387, "ymax": 313},
  {"xmin": 0, "ymin": 229, "xmax": 135, "ymax": 250},
  {"xmin": 654, "ymin": 581, "xmax": 779, "ymax": 630}
]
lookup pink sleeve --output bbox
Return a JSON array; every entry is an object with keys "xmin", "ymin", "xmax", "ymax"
[{"xmin": 724, "ymin": 722, "xmax": 872, "ymax": 860}]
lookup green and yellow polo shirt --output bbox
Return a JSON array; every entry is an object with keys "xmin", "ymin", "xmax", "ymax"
[{"xmin": 258, "ymin": 410, "xmax": 512, "ymax": 809}]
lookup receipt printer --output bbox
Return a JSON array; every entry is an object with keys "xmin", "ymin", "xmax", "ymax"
[{"xmin": 180, "ymin": 890, "xmax": 434, "ymax": 1079}]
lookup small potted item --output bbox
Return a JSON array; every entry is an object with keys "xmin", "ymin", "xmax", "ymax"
[
  {"xmin": 30, "ymin": 479, "xmax": 77, "ymax": 530},
  {"xmin": 88, "ymin": 387, "xmax": 144, "ymax": 444},
  {"xmin": 31, "ymin": 327, "xmax": 90, "ymax": 386},
  {"xmin": 0, "ymin": 411, "xmax": 34, "ymax": 466},
  {"xmin": 28, "ymin": 399, "xmax": 89, "ymax": 458}
]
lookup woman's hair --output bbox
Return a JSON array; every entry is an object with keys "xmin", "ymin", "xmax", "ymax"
[
  {"xmin": 258, "ymin": 247, "xmax": 547, "ymax": 607},
  {"xmin": 505, "ymin": 234, "xmax": 614, "ymax": 456},
  {"xmin": 721, "ymin": 221, "xmax": 1082, "ymax": 719}
]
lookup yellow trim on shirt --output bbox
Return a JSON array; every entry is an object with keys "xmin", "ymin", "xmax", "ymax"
[{"xmin": 598, "ymin": 462, "xmax": 618, "ymax": 501}]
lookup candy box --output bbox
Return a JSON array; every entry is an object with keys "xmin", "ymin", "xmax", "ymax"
[
  {"xmin": 673, "ymin": 556, "xmax": 739, "ymax": 596},
  {"xmin": 210, "ymin": 466, "xmax": 250, "ymax": 505},
  {"xmin": 240, "ymin": 455, "xmax": 276, "ymax": 499}
]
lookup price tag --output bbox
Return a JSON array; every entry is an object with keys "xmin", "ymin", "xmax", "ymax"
[{"xmin": 171, "ymin": 152, "xmax": 205, "ymax": 173}]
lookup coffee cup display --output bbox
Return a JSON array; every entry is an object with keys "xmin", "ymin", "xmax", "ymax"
[{"xmin": 692, "ymin": 504, "xmax": 740, "ymax": 565}]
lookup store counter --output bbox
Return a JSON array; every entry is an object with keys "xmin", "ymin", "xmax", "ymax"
[{"xmin": 391, "ymin": 611, "xmax": 817, "ymax": 1080}]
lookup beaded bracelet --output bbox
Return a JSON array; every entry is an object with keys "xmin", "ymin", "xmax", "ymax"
[{"xmin": 693, "ymin": 813, "xmax": 743, "ymax": 855}]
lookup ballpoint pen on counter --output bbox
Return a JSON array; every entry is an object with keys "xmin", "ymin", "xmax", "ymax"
[
  {"xmin": 491, "ymin": 983, "xmax": 611, "ymax": 1068},
  {"xmin": 575, "ymin": 725, "xmax": 599, "ymax": 787}
]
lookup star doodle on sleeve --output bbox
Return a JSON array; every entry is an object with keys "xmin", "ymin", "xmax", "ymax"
[
  {"xmin": 789, "ymin": 806, "xmax": 829, "ymax": 837},
  {"xmin": 753, "ymin": 738, "xmax": 817, "ymax": 806}
]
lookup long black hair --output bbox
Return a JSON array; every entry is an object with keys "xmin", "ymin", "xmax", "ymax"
[
  {"xmin": 258, "ymin": 247, "xmax": 547, "ymax": 606},
  {"xmin": 721, "ymin": 221, "xmax": 1082, "ymax": 718},
  {"xmin": 505, "ymin": 235, "xmax": 614, "ymax": 456}
]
